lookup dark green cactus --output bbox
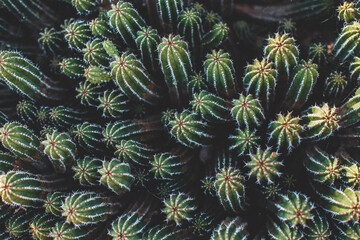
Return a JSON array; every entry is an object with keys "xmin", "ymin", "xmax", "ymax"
[
  {"xmin": 309, "ymin": 43, "xmax": 327, "ymax": 64},
  {"xmin": 350, "ymin": 56, "xmax": 360, "ymax": 83},
  {"xmin": 98, "ymin": 90, "xmax": 130, "ymax": 118},
  {"xmin": 49, "ymin": 106, "xmax": 83, "ymax": 128},
  {"xmin": 303, "ymin": 211, "xmax": 331, "ymax": 239},
  {"xmin": 177, "ymin": 8, "xmax": 202, "ymax": 48},
  {"xmin": 115, "ymin": 140, "xmax": 153, "ymax": 166},
  {"xmin": 156, "ymin": 0, "xmax": 183, "ymax": 29},
  {"xmin": 211, "ymin": 218, "xmax": 247, "ymax": 240},
  {"xmin": 71, "ymin": 122, "xmax": 104, "ymax": 152},
  {"xmin": 162, "ymin": 192, "xmax": 196, "ymax": 225},
  {"xmin": 150, "ymin": 152, "xmax": 184, "ymax": 179},
  {"xmin": 73, "ymin": 156, "xmax": 102, "ymax": 185},
  {"xmin": 38, "ymin": 28, "xmax": 62, "ymax": 54},
  {"xmin": 333, "ymin": 21, "xmax": 360, "ymax": 61},
  {"xmin": 268, "ymin": 221, "xmax": 303, "ymax": 240},
  {"xmin": 108, "ymin": 212, "xmax": 146, "ymax": 239},
  {"xmin": 324, "ymin": 71, "xmax": 347, "ymax": 98},
  {"xmin": 16, "ymin": 99, "xmax": 37, "ymax": 123},
  {"xmin": 59, "ymin": 58, "xmax": 86, "ymax": 78},
  {"xmin": 64, "ymin": 20, "xmax": 92, "ymax": 51},
  {"xmin": 136, "ymin": 26, "xmax": 161, "ymax": 71},
  {"xmin": 84, "ymin": 65, "xmax": 111, "ymax": 84},
  {"xmin": 49, "ymin": 221, "xmax": 91, "ymax": 240},
  {"xmin": 338, "ymin": 1, "xmax": 359, "ymax": 23},
  {"xmin": 188, "ymin": 72, "xmax": 207, "ymax": 95},
  {"xmin": 71, "ymin": 0, "xmax": 98, "ymax": 14},
  {"xmin": 202, "ymin": 22, "xmax": 229, "ymax": 49},
  {"xmin": 44, "ymin": 192, "xmax": 67, "ymax": 217},
  {"xmin": 30, "ymin": 214, "xmax": 59, "ymax": 240},
  {"xmin": 5, "ymin": 210, "xmax": 33, "ymax": 238},
  {"xmin": 76, "ymin": 81, "xmax": 102, "ymax": 106},
  {"xmin": 83, "ymin": 38, "xmax": 111, "ymax": 67},
  {"xmin": 229, "ymin": 128, "xmax": 259, "ymax": 156},
  {"xmin": 231, "ymin": 94, "xmax": 265, "ymax": 129}
]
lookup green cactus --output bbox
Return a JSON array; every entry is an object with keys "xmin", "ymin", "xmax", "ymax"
[
  {"xmin": 284, "ymin": 59, "xmax": 318, "ymax": 109},
  {"xmin": 114, "ymin": 140, "xmax": 153, "ymax": 166},
  {"xmin": 0, "ymin": 151, "xmax": 19, "ymax": 174},
  {"xmin": 111, "ymin": 52, "xmax": 161, "ymax": 105},
  {"xmin": 89, "ymin": 16, "xmax": 114, "ymax": 39},
  {"xmin": 268, "ymin": 112, "xmax": 302, "ymax": 154},
  {"xmin": 337, "ymin": 223, "xmax": 360, "ymax": 240},
  {"xmin": 0, "ymin": 170, "xmax": 46, "ymax": 207},
  {"xmin": 243, "ymin": 58, "xmax": 276, "ymax": 110},
  {"xmin": 304, "ymin": 103, "xmax": 340, "ymax": 140},
  {"xmin": 98, "ymin": 90, "xmax": 130, "ymax": 118},
  {"xmin": 0, "ymin": 51, "xmax": 59, "ymax": 101},
  {"xmin": 204, "ymin": 49, "xmax": 235, "ymax": 98},
  {"xmin": 62, "ymin": 191, "xmax": 113, "ymax": 226},
  {"xmin": 37, "ymin": 106, "xmax": 50, "ymax": 124},
  {"xmin": 304, "ymin": 147, "xmax": 341, "ymax": 184},
  {"xmin": 162, "ymin": 192, "xmax": 196, "ymax": 225},
  {"xmin": 338, "ymin": 1, "xmax": 359, "ymax": 23},
  {"xmin": 44, "ymin": 192, "xmax": 67, "ymax": 217},
  {"xmin": 214, "ymin": 167, "xmax": 245, "ymax": 212},
  {"xmin": 268, "ymin": 221, "xmax": 303, "ymax": 240},
  {"xmin": 169, "ymin": 109, "xmax": 213, "ymax": 148},
  {"xmin": 229, "ymin": 128, "xmax": 259, "ymax": 156},
  {"xmin": 333, "ymin": 21, "xmax": 360, "ymax": 61},
  {"xmin": 71, "ymin": 122, "xmax": 104, "ymax": 152},
  {"xmin": 64, "ymin": 20, "xmax": 92, "ymax": 51},
  {"xmin": 71, "ymin": 0, "xmax": 98, "ymax": 14},
  {"xmin": 84, "ymin": 65, "xmax": 111, "ymax": 84},
  {"xmin": 156, "ymin": 0, "xmax": 183, "ymax": 28},
  {"xmin": 192, "ymin": 213, "xmax": 212, "ymax": 235},
  {"xmin": 143, "ymin": 225, "xmax": 187, "ymax": 240},
  {"xmin": 339, "ymin": 87, "xmax": 360, "ymax": 127},
  {"xmin": 188, "ymin": 72, "xmax": 207, "ymax": 95},
  {"xmin": 158, "ymin": 34, "xmax": 192, "ymax": 105},
  {"xmin": 177, "ymin": 8, "xmax": 202, "ymax": 48},
  {"xmin": 59, "ymin": 58, "xmax": 86, "ymax": 78},
  {"xmin": 150, "ymin": 152, "xmax": 184, "ymax": 179},
  {"xmin": 202, "ymin": 22, "xmax": 229, "ymax": 49},
  {"xmin": 38, "ymin": 28, "xmax": 62, "ymax": 54},
  {"xmin": 136, "ymin": 26, "xmax": 161, "ymax": 71},
  {"xmin": 16, "ymin": 99, "xmax": 37, "ymax": 122},
  {"xmin": 278, "ymin": 18, "xmax": 296, "ymax": 34},
  {"xmin": 246, "ymin": 148, "xmax": 282, "ymax": 183},
  {"xmin": 231, "ymin": 94, "xmax": 265, "ymax": 129},
  {"xmin": 5, "ymin": 210, "xmax": 33, "ymax": 238},
  {"xmin": 42, "ymin": 131, "xmax": 76, "ymax": 173},
  {"xmin": 73, "ymin": 156, "xmax": 102, "ymax": 185},
  {"xmin": 324, "ymin": 72, "xmax": 347, "ymax": 98},
  {"xmin": 108, "ymin": 212, "xmax": 146, "ymax": 239},
  {"xmin": 49, "ymin": 221, "xmax": 91, "ymax": 240},
  {"xmin": 308, "ymin": 43, "xmax": 327, "ymax": 64},
  {"xmin": 83, "ymin": 38, "xmax": 111, "ymax": 67},
  {"xmin": 276, "ymin": 192, "xmax": 314, "ymax": 227},
  {"xmin": 98, "ymin": 158, "xmax": 134, "ymax": 194},
  {"xmin": 49, "ymin": 106, "xmax": 83, "ymax": 128},
  {"xmin": 191, "ymin": 91, "xmax": 231, "ymax": 123},
  {"xmin": 108, "ymin": 1, "xmax": 146, "ymax": 45},
  {"xmin": 76, "ymin": 81, "xmax": 102, "ymax": 106},
  {"xmin": 303, "ymin": 211, "xmax": 331, "ymax": 240},
  {"xmin": 264, "ymin": 33, "xmax": 299, "ymax": 76},
  {"xmin": 211, "ymin": 218, "xmax": 247, "ymax": 240},
  {"xmin": 342, "ymin": 153, "xmax": 360, "ymax": 188},
  {"xmin": 30, "ymin": 214, "xmax": 59, "ymax": 240}
]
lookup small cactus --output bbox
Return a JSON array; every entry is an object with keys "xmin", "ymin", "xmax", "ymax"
[
  {"xmin": 38, "ymin": 28, "xmax": 62, "ymax": 54},
  {"xmin": 150, "ymin": 153, "xmax": 184, "ymax": 179},
  {"xmin": 188, "ymin": 72, "xmax": 207, "ymax": 95},
  {"xmin": 49, "ymin": 221, "xmax": 90, "ymax": 240},
  {"xmin": 211, "ymin": 218, "xmax": 247, "ymax": 240},
  {"xmin": 177, "ymin": 8, "xmax": 202, "ymax": 48},
  {"xmin": 30, "ymin": 214, "xmax": 59, "ymax": 240},
  {"xmin": 338, "ymin": 1, "xmax": 359, "ymax": 23},
  {"xmin": 115, "ymin": 140, "xmax": 153, "ymax": 166},
  {"xmin": 89, "ymin": 16, "xmax": 114, "ymax": 39},
  {"xmin": 229, "ymin": 128, "xmax": 259, "ymax": 156},
  {"xmin": 71, "ymin": 0, "xmax": 98, "ymax": 14},
  {"xmin": 156, "ymin": 0, "xmax": 183, "ymax": 28},
  {"xmin": 202, "ymin": 22, "xmax": 229, "ymax": 49},
  {"xmin": 44, "ymin": 192, "xmax": 67, "ymax": 217},
  {"xmin": 231, "ymin": 94, "xmax": 265, "ymax": 129},
  {"xmin": 73, "ymin": 156, "xmax": 102, "ymax": 185},
  {"xmin": 350, "ymin": 56, "xmax": 360, "ymax": 83},
  {"xmin": 303, "ymin": 211, "xmax": 331, "ymax": 239},
  {"xmin": 84, "ymin": 65, "xmax": 111, "ymax": 84},
  {"xmin": 5, "ymin": 210, "xmax": 33, "ymax": 238},
  {"xmin": 162, "ymin": 192, "xmax": 196, "ymax": 225},
  {"xmin": 98, "ymin": 90, "xmax": 130, "ymax": 118},
  {"xmin": 83, "ymin": 38, "xmax": 111, "ymax": 67},
  {"xmin": 71, "ymin": 122, "xmax": 104, "ymax": 152},
  {"xmin": 309, "ymin": 43, "xmax": 327, "ymax": 64},
  {"xmin": 324, "ymin": 71, "xmax": 347, "ymax": 98},
  {"xmin": 59, "ymin": 58, "xmax": 86, "ymax": 78},
  {"xmin": 49, "ymin": 106, "xmax": 83, "ymax": 128},
  {"xmin": 108, "ymin": 212, "xmax": 146, "ymax": 239},
  {"xmin": 76, "ymin": 81, "xmax": 102, "ymax": 106},
  {"xmin": 333, "ymin": 21, "xmax": 360, "ymax": 61},
  {"xmin": 64, "ymin": 20, "xmax": 92, "ymax": 51},
  {"xmin": 16, "ymin": 99, "xmax": 37, "ymax": 123},
  {"xmin": 136, "ymin": 26, "xmax": 161, "ymax": 71},
  {"xmin": 268, "ymin": 221, "xmax": 303, "ymax": 240}
]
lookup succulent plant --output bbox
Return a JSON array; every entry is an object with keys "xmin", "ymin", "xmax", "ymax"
[
  {"xmin": 136, "ymin": 26, "xmax": 160, "ymax": 71},
  {"xmin": 49, "ymin": 221, "xmax": 90, "ymax": 240},
  {"xmin": 156, "ymin": 0, "xmax": 183, "ymax": 29},
  {"xmin": 114, "ymin": 140, "xmax": 153, "ymax": 166},
  {"xmin": 151, "ymin": 152, "xmax": 184, "ymax": 179},
  {"xmin": 162, "ymin": 192, "xmax": 196, "ymax": 225},
  {"xmin": 303, "ymin": 211, "xmax": 331, "ymax": 239},
  {"xmin": 73, "ymin": 156, "xmax": 102, "ymax": 185},
  {"xmin": 44, "ymin": 192, "xmax": 67, "ymax": 217},
  {"xmin": 309, "ymin": 43, "xmax": 327, "ymax": 64},
  {"xmin": 30, "ymin": 214, "xmax": 59, "ymax": 240},
  {"xmin": 71, "ymin": 122, "xmax": 104, "ymax": 151},
  {"xmin": 109, "ymin": 212, "xmax": 146, "ymax": 239},
  {"xmin": 202, "ymin": 22, "xmax": 229, "ymax": 49},
  {"xmin": 71, "ymin": 0, "xmax": 98, "ymax": 14},
  {"xmin": 333, "ymin": 21, "xmax": 360, "ymax": 62},
  {"xmin": 211, "ymin": 218, "xmax": 247, "ymax": 240},
  {"xmin": 177, "ymin": 8, "xmax": 202, "ymax": 48},
  {"xmin": 59, "ymin": 58, "xmax": 86, "ymax": 78},
  {"xmin": 64, "ymin": 20, "xmax": 92, "ymax": 51},
  {"xmin": 231, "ymin": 94, "xmax": 265, "ymax": 129},
  {"xmin": 229, "ymin": 128, "xmax": 259, "ymax": 156},
  {"xmin": 338, "ymin": 1, "xmax": 359, "ymax": 23},
  {"xmin": 5, "ymin": 210, "xmax": 33, "ymax": 238},
  {"xmin": 268, "ymin": 221, "xmax": 303, "ymax": 239},
  {"xmin": 325, "ymin": 71, "xmax": 347, "ymax": 98}
]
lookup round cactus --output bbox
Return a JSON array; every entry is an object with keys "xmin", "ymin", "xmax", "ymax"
[
  {"xmin": 162, "ymin": 192, "xmax": 196, "ymax": 225},
  {"xmin": 276, "ymin": 192, "xmax": 314, "ymax": 227},
  {"xmin": 71, "ymin": 122, "xmax": 104, "ymax": 152},
  {"xmin": 5, "ymin": 210, "xmax": 33, "ymax": 238},
  {"xmin": 308, "ymin": 43, "xmax": 327, "ymax": 64},
  {"xmin": 111, "ymin": 52, "xmax": 161, "ymax": 105},
  {"xmin": 49, "ymin": 221, "xmax": 90, "ymax": 240},
  {"xmin": 333, "ymin": 21, "xmax": 360, "ymax": 61},
  {"xmin": 188, "ymin": 72, "xmax": 207, "ymax": 95},
  {"xmin": 73, "ymin": 156, "xmax": 102, "ymax": 186},
  {"xmin": 202, "ymin": 22, "xmax": 229, "ymax": 49},
  {"xmin": 49, "ymin": 106, "xmax": 83, "ymax": 128},
  {"xmin": 267, "ymin": 112, "xmax": 302, "ymax": 154},
  {"xmin": 191, "ymin": 91, "xmax": 231, "ymax": 123},
  {"xmin": 84, "ymin": 65, "xmax": 111, "ymax": 84},
  {"xmin": 214, "ymin": 167, "xmax": 245, "ymax": 212},
  {"xmin": 136, "ymin": 26, "xmax": 160, "ymax": 71},
  {"xmin": 114, "ymin": 140, "xmax": 153, "ymax": 166},
  {"xmin": 16, "ymin": 99, "xmax": 37, "ymax": 123},
  {"xmin": 0, "ymin": 151, "xmax": 19, "ymax": 174},
  {"xmin": 304, "ymin": 103, "xmax": 340, "ymax": 141},
  {"xmin": 144, "ymin": 225, "xmax": 187, "ymax": 240},
  {"xmin": 44, "ymin": 192, "xmax": 67, "ymax": 217},
  {"xmin": 150, "ymin": 153, "xmax": 184, "ymax": 179},
  {"xmin": 339, "ymin": 87, "xmax": 360, "ymax": 127},
  {"xmin": 243, "ymin": 58, "xmax": 276, "ymax": 110},
  {"xmin": 350, "ymin": 56, "xmax": 360, "ymax": 83},
  {"xmin": 156, "ymin": 0, "xmax": 183, "ymax": 28},
  {"xmin": 268, "ymin": 221, "xmax": 303, "ymax": 240},
  {"xmin": 264, "ymin": 33, "xmax": 299, "ymax": 76},
  {"xmin": 324, "ymin": 71, "xmax": 347, "ymax": 98},
  {"xmin": 64, "ymin": 20, "xmax": 92, "ymax": 51},
  {"xmin": 246, "ymin": 148, "xmax": 282, "ymax": 183},
  {"xmin": 61, "ymin": 191, "xmax": 112, "ymax": 226},
  {"xmin": 42, "ymin": 131, "xmax": 76, "ymax": 173},
  {"xmin": 211, "ymin": 218, "xmax": 247, "ymax": 240},
  {"xmin": 108, "ymin": 212, "xmax": 146, "ymax": 239},
  {"xmin": 71, "ymin": 0, "xmax": 98, "ymax": 14},
  {"xmin": 338, "ymin": 1, "xmax": 359, "ymax": 23},
  {"xmin": 108, "ymin": 1, "xmax": 146, "ymax": 45},
  {"xmin": 177, "ymin": 8, "xmax": 202, "ymax": 48},
  {"xmin": 89, "ymin": 16, "xmax": 114, "ymax": 39},
  {"xmin": 204, "ymin": 49, "xmax": 235, "ymax": 98},
  {"xmin": 0, "ymin": 121, "xmax": 41, "ymax": 160},
  {"xmin": 158, "ymin": 34, "xmax": 192, "ymax": 105},
  {"xmin": 278, "ymin": 18, "xmax": 296, "ymax": 34},
  {"xmin": 98, "ymin": 90, "xmax": 129, "ymax": 118},
  {"xmin": 83, "ymin": 38, "xmax": 111, "ymax": 67},
  {"xmin": 76, "ymin": 81, "xmax": 102, "ymax": 106},
  {"xmin": 169, "ymin": 110, "xmax": 213, "ymax": 148},
  {"xmin": 59, "ymin": 58, "xmax": 86, "ymax": 78},
  {"xmin": 30, "ymin": 214, "xmax": 59, "ymax": 240},
  {"xmin": 98, "ymin": 158, "xmax": 134, "ymax": 194},
  {"xmin": 303, "ymin": 211, "xmax": 331, "ymax": 239},
  {"xmin": 284, "ymin": 59, "xmax": 318, "ymax": 109},
  {"xmin": 0, "ymin": 171, "xmax": 46, "ymax": 207},
  {"xmin": 229, "ymin": 128, "xmax": 259, "ymax": 156},
  {"xmin": 38, "ymin": 27, "xmax": 62, "ymax": 54},
  {"xmin": 231, "ymin": 94, "xmax": 265, "ymax": 129}
]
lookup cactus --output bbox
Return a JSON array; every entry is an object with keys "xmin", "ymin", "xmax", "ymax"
[
  {"xmin": 0, "ymin": 151, "xmax": 19, "ymax": 174},
  {"xmin": 350, "ymin": 56, "xmax": 360, "ymax": 84},
  {"xmin": 338, "ymin": 1, "xmax": 359, "ymax": 23},
  {"xmin": 136, "ymin": 26, "xmax": 160, "ymax": 71},
  {"xmin": 278, "ymin": 18, "xmax": 296, "ymax": 34},
  {"xmin": 71, "ymin": 0, "xmax": 98, "ymax": 14},
  {"xmin": 108, "ymin": 212, "xmax": 146, "ymax": 239},
  {"xmin": 305, "ymin": 147, "xmax": 341, "ymax": 184},
  {"xmin": 108, "ymin": 1, "xmax": 146, "ymax": 45},
  {"xmin": 162, "ymin": 192, "xmax": 196, "ymax": 225},
  {"xmin": 115, "ymin": 140, "xmax": 153, "ymax": 166},
  {"xmin": 73, "ymin": 156, "xmax": 102, "ymax": 185},
  {"xmin": 204, "ymin": 49, "xmax": 235, "ymax": 98},
  {"xmin": 188, "ymin": 72, "xmax": 207, "ymax": 95},
  {"xmin": 62, "ymin": 191, "xmax": 113, "ymax": 226},
  {"xmin": 98, "ymin": 90, "xmax": 130, "ymax": 118},
  {"xmin": 264, "ymin": 33, "xmax": 299, "ymax": 76},
  {"xmin": 89, "ymin": 16, "xmax": 114, "ymax": 39},
  {"xmin": 214, "ymin": 167, "xmax": 245, "ymax": 212},
  {"xmin": 0, "ymin": 171, "xmax": 46, "ymax": 207},
  {"xmin": 246, "ymin": 148, "xmax": 282, "ymax": 183},
  {"xmin": 44, "ymin": 192, "xmax": 67, "ymax": 217},
  {"xmin": 64, "ymin": 20, "xmax": 92, "ymax": 51},
  {"xmin": 38, "ymin": 28, "xmax": 62, "ymax": 54},
  {"xmin": 0, "ymin": 121, "xmax": 41, "ymax": 160},
  {"xmin": 59, "ymin": 58, "xmax": 86, "ymax": 78},
  {"xmin": 158, "ymin": 34, "xmax": 192, "ymax": 105},
  {"xmin": 191, "ymin": 91, "xmax": 231, "ymax": 123},
  {"xmin": 268, "ymin": 221, "xmax": 303, "ymax": 240},
  {"xmin": 339, "ymin": 87, "xmax": 360, "ymax": 127},
  {"xmin": 76, "ymin": 81, "xmax": 102, "ymax": 106},
  {"xmin": 71, "ymin": 122, "xmax": 104, "ymax": 151},
  {"xmin": 202, "ymin": 22, "xmax": 229, "ymax": 49},
  {"xmin": 30, "ymin": 214, "xmax": 59, "ymax": 240},
  {"xmin": 49, "ymin": 106, "xmax": 83, "ymax": 128},
  {"xmin": 151, "ymin": 152, "xmax": 184, "ymax": 179},
  {"xmin": 303, "ymin": 211, "xmax": 331, "ymax": 239},
  {"xmin": 243, "ymin": 58, "xmax": 276, "ymax": 110},
  {"xmin": 276, "ymin": 192, "xmax": 314, "ymax": 227},
  {"xmin": 268, "ymin": 112, "xmax": 302, "ymax": 154},
  {"xmin": 177, "ymin": 8, "xmax": 202, "ymax": 48},
  {"xmin": 284, "ymin": 59, "xmax": 318, "ymax": 109},
  {"xmin": 309, "ymin": 43, "xmax": 327, "ymax": 64},
  {"xmin": 49, "ymin": 221, "xmax": 91, "ymax": 240},
  {"xmin": 211, "ymin": 218, "xmax": 247, "ymax": 240},
  {"xmin": 83, "ymin": 38, "xmax": 111, "ymax": 67},
  {"xmin": 229, "ymin": 128, "xmax": 259, "ymax": 156},
  {"xmin": 98, "ymin": 158, "xmax": 134, "ymax": 194},
  {"xmin": 169, "ymin": 109, "xmax": 213, "ymax": 148},
  {"xmin": 42, "ymin": 131, "xmax": 76, "ymax": 172},
  {"xmin": 84, "ymin": 65, "xmax": 111, "ymax": 84},
  {"xmin": 325, "ymin": 71, "xmax": 347, "ymax": 98},
  {"xmin": 16, "ymin": 99, "xmax": 37, "ymax": 122},
  {"xmin": 333, "ymin": 21, "xmax": 360, "ymax": 62},
  {"xmin": 111, "ymin": 52, "xmax": 161, "ymax": 105},
  {"xmin": 231, "ymin": 94, "xmax": 265, "ymax": 129},
  {"xmin": 5, "ymin": 210, "xmax": 33, "ymax": 238},
  {"xmin": 144, "ymin": 225, "xmax": 187, "ymax": 240},
  {"xmin": 156, "ymin": 0, "xmax": 183, "ymax": 28}
]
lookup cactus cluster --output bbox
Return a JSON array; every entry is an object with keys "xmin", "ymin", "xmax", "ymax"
[{"xmin": 2, "ymin": 0, "xmax": 360, "ymax": 239}]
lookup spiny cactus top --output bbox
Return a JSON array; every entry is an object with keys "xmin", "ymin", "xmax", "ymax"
[
  {"xmin": 157, "ymin": 0, "xmax": 184, "ymax": 27},
  {"xmin": 231, "ymin": 94, "xmax": 265, "ymax": 129},
  {"xmin": 136, "ymin": 26, "xmax": 160, "ymax": 71},
  {"xmin": 229, "ymin": 128, "xmax": 259, "ymax": 156},
  {"xmin": 338, "ymin": 1, "xmax": 360, "ymax": 23},
  {"xmin": 150, "ymin": 153, "xmax": 184, "ymax": 179},
  {"xmin": 162, "ymin": 192, "xmax": 196, "ymax": 225},
  {"xmin": 309, "ymin": 43, "xmax": 327, "ymax": 64},
  {"xmin": 114, "ymin": 140, "xmax": 153, "ymax": 166},
  {"xmin": 202, "ymin": 22, "xmax": 229, "ymax": 49},
  {"xmin": 211, "ymin": 218, "xmax": 247, "ymax": 240},
  {"xmin": 71, "ymin": 0, "xmax": 98, "ymax": 14},
  {"xmin": 109, "ymin": 212, "xmax": 146, "ymax": 239},
  {"xmin": 30, "ymin": 214, "xmax": 59, "ymax": 240},
  {"xmin": 264, "ymin": 33, "xmax": 299, "ymax": 76},
  {"xmin": 325, "ymin": 71, "xmax": 347, "ymax": 98},
  {"xmin": 44, "ymin": 192, "xmax": 67, "ymax": 217},
  {"xmin": 333, "ymin": 21, "xmax": 360, "ymax": 61},
  {"xmin": 177, "ymin": 8, "xmax": 202, "ymax": 48},
  {"xmin": 64, "ymin": 20, "xmax": 92, "ymax": 51}
]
